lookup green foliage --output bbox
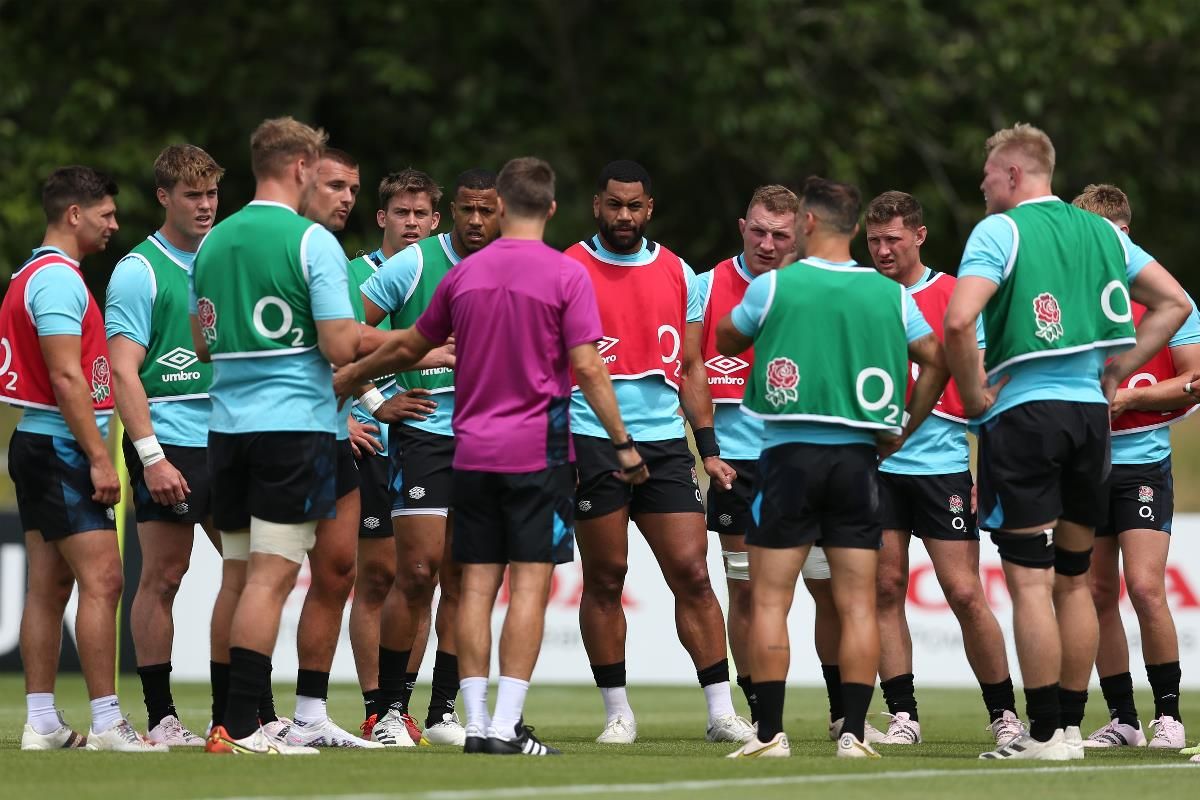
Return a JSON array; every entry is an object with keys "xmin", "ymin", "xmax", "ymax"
[{"xmin": 2, "ymin": 0, "xmax": 1199, "ymax": 294}]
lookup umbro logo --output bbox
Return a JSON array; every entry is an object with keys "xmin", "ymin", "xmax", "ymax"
[
  {"xmin": 719, "ymin": 513, "xmax": 733, "ymax": 527},
  {"xmin": 596, "ymin": 336, "xmax": 619, "ymax": 355},
  {"xmin": 156, "ymin": 346, "xmax": 199, "ymax": 371},
  {"xmin": 172, "ymin": 502, "xmax": 189, "ymax": 515},
  {"xmin": 704, "ymin": 355, "xmax": 749, "ymax": 375},
  {"xmin": 408, "ymin": 486, "xmax": 426, "ymax": 500},
  {"xmin": 578, "ymin": 500, "xmax": 593, "ymax": 512},
  {"xmin": 363, "ymin": 516, "xmax": 381, "ymax": 530}
]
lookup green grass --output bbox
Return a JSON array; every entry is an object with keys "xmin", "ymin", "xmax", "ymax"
[{"xmin": 0, "ymin": 676, "xmax": 1195, "ymax": 799}]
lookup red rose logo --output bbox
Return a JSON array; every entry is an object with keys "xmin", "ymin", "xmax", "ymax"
[
  {"xmin": 764, "ymin": 357, "xmax": 800, "ymax": 408},
  {"xmin": 949, "ymin": 494, "xmax": 964, "ymax": 514},
  {"xmin": 197, "ymin": 297, "xmax": 218, "ymax": 345},
  {"xmin": 90, "ymin": 356, "xmax": 111, "ymax": 403},
  {"xmin": 1032, "ymin": 292, "xmax": 1064, "ymax": 343}
]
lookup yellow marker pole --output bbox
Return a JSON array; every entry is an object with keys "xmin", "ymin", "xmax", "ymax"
[{"xmin": 112, "ymin": 414, "xmax": 129, "ymax": 692}]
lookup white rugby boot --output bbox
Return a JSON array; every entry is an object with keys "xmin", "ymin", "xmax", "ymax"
[
  {"xmin": 837, "ymin": 732, "xmax": 881, "ymax": 758},
  {"xmin": 706, "ymin": 713, "xmax": 755, "ymax": 743},
  {"xmin": 1063, "ymin": 725, "xmax": 1085, "ymax": 759},
  {"xmin": 979, "ymin": 728, "xmax": 1070, "ymax": 760},
  {"xmin": 829, "ymin": 716, "xmax": 885, "ymax": 743},
  {"xmin": 987, "ymin": 710, "xmax": 1026, "ymax": 747},
  {"xmin": 727, "ymin": 731, "xmax": 790, "ymax": 758},
  {"xmin": 20, "ymin": 711, "xmax": 87, "ymax": 750},
  {"xmin": 370, "ymin": 709, "xmax": 417, "ymax": 747},
  {"xmin": 877, "ymin": 712, "xmax": 922, "ymax": 744},
  {"xmin": 1083, "ymin": 718, "xmax": 1146, "ymax": 748},
  {"xmin": 596, "ymin": 715, "xmax": 637, "ymax": 744},
  {"xmin": 147, "ymin": 715, "xmax": 205, "ymax": 746},
  {"xmin": 285, "ymin": 715, "xmax": 384, "ymax": 748},
  {"xmin": 1148, "ymin": 715, "xmax": 1186, "ymax": 749},
  {"xmin": 420, "ymin": 712, "xmax": 467, "ymax": 746},
  {"xmin": 86, "ymin": 718, "xmax": 168, "ymax": 752},
  {"xmin": 205, "ymin": 724, "xmax": 318, "ymax": 755}
]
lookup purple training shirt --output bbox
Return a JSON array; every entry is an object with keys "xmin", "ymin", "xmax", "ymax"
[{"xmin": 416, "ymin": 237, "xmax": 602, "ymax": 473}]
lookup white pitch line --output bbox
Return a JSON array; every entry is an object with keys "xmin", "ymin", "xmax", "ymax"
[{"xmin": 208, "ymin": 761, "xmax": 1196, "ymax": 800}]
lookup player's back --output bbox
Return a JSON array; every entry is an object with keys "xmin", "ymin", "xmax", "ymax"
[{"xmin": 192, "ymin": 201, "xmax": 347, "ymax": 434}]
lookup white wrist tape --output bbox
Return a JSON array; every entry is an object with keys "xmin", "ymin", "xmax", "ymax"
[
  {"xmin": 132, "ymin": 435, "xmax": 166, "ymax": 468},
  {"xmin": 360, "ymin": 387, "xmax": 386, "ymax": 415}
]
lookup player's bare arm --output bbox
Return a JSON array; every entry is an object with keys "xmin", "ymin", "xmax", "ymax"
[
  {"xmin": 679, "ymin": 320, "xmax": 735, "ymax": 489},
  {"xmin": 108, "ymin": 334, "xmax": 190, "ymax": 505},
  {"xmin": 334, "ymin": 326, "xmax": 438, "ymax": 403},
  {"xmin": 1112, "ymin": 342, "xmax": 1200, "ymax": 417},
  {"xmin": 714, "ymin": 313, "xmax": 754, "ymax": 358},
  {"xmin": 39, "ymin": 333, "xmax": 120, "ymax": 505},
  {"xmin": 879, "ymin": 332, "xmax": 951, "ymax": 459},
  {"xmin": 569, "ymin": 341, "xmax": 648, "ymax": 485},
  {"xmin": 945, "ymin": 276, "xmax": 1000, "ymax": 417},
  {"xmin": 1104, "ymin": 261, "xmax": 1190, "ymax": 397},
  {"xmin": 316, "ymin": 317, "xmax": 362, "ymax": 368}
]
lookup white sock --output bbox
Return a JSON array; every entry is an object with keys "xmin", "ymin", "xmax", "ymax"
[
  {"xmin": 26, "ymin": 692, "xmax": 60, "ymax": 735},
  {"xmin": 293, "ymin": 695, "xmax": 327, "ymax": 724},
  {"xmin": 460, "ymin": 677, "xmax": 490, "ymax": 732},
  {"xmin": 600, "ymin": 686, "xmax": 634, "ymax": 723},
  {"xmin": 90, "ymin": 694, "xmax": 123, "ymax": 733},
  {"xmin": 703, "ymin": 680, "xmax": 736, "ymax": 721},
  {"xmin": 489, "ymin": 676, "xmax": 529, "ymax": 740}
]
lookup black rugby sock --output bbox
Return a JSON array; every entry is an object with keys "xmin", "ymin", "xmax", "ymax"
[{"xmin": 1098, "ymin": 672, "xmax": 1138, "ymax": 727}]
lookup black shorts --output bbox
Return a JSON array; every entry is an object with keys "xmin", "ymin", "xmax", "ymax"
[
  {"xmin": 8, "ymin": 430, "xmax": 116, "ymax": 541},
  {"xmin": 358, "ymin": 453, "xmax": 393, "ymax": 538},
  {"xmin": 390, "ymin": 425, "xmax": 455, "ymax": 515},
  {"xmin": 977, "ymin": 400, "xmax": 1110, "ymax": 531},
  {"xmin": 746, "ymin": 442, "xmax": 881, "ymax": 550},
  {"xmin": 336, "ymin": 437, "xmax": 359, "ymax": 499},
  {"xmin": 877, "ymin": 470, "xmax": 978, "ymax": 541},
  {"xmin": 208, "ymin": 431, "xmax": 337, "ymax": 531},
  {"xmin": 1097, "ymin": 457, "xmax": 1174, "ymax": 537},
  {"xmin": 573, "ymin": 435, "xmax": 704, "ymax": 519},
  {"xmin": 707, "ymin": 458, "xmax": 758, "ymax": 535},
  {"xmin": 452, "ymin": 465, "xmax": 576, "ymax": 564},
  {"xmin": 122, "ymin": 435, "xmax": 211, "ymax": 524}
]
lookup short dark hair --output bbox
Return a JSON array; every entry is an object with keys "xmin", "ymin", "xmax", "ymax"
[
  {"xmin": 378, "ymin": 168, "xmax": 442, "ymax": 211},
  {"xmin": 865, "ymin": 191, "xmax": 923, "ymax": 230},
  {"xmin": 321, "ymin": 147, "xmax": 358, "ymax": 170},
  {"xmin": 799, "ymin": 176, "xmax": 861, "ymax": 235},
  {"xmin": 597, "ymin": 160, "xmax": 652, "ymax": 194},
  {"xmin": 455, "ymin": 168, "xmax": 497, "ymax": 195},
  {"xmin": 497, "ymin": 157, "xmax": 555, "ymax": 217},
  {"xmin": 42, "ymin": 166, "xmax": 118, "ymax": 223}
]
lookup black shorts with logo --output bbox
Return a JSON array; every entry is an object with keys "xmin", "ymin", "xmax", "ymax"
[
  {"xmin": 1097, "ymin": 456, "xmax": 1174, "ymax": 537},
  {"xmin": 335, "ymin": 437, "xmax": 359, "ymax": 499},
  {"xmin": 877, "ymin": 470, "xmax": 978, "ymax": 541},
  {"xmin": 977, "ymin": 400, "xmax": 1110, "ymax": 531},
  {"xmin": 746, "ymin": 442, "xmax": 881, "ymax": 550},
  {"xmin": 122, "ymin": 435, "xmax": 211, "ymax": 524},
  {"xmin": 358, "ymin": 452, "xmax": 393, "ymax": 538},
  {"xmin": 707, "ymin": 458, "xmax": 758, "ymax": 536},
  {"xmin": 208, "ymin": 431, "xmax": 337, "ymax": 531},
  {"xmin": 390, "ymin": 425, "xmax": 455, "ymax": 514},
  {"xmin": 8, "ymin": 430, "xmax": 116, "ymax": 541},
  {"xmin": 452, "ymin": 465, "xmax": 576, "ymax": 564},
  {"xmin": 573, "ymin": 434, "xmax": 704, "ymax": 520}
]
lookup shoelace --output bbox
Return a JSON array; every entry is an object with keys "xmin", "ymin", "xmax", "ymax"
[
  {"xmin": 882, "ymin": 713, "xmax": 919, "ymax": 742},
  {"xmin": 114, "ymin": 721, "xmax": 141, "ymax": 744},
  {"xmin": 1149, "ymin": 717, "xmax": 1179, "ymax": 741}
]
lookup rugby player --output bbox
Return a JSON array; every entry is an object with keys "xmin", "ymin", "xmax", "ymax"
[
  {"xmin": 348, "ymin": 169, "xmax": 441, "ymax": 741},
  {"xmin": 106, "ymin": 145, "xmax": 224, "ymax": 747},
  {"xmin": 864, "ymin": 190, "xmax": 1023, "ymax": 746},
  {"xmin": 3, "ymin": 166, "xmax": 162, "ymax": 752},
  {"xmin": 720, "ymin": 176, "xmax": 949, "ymax": 759},
  {"xmin": 358, "ymin": 169, "xmax": 502, "ymax": 746},
  {"xmin": 199, "ymin": 117, "xmax": 361, "ymax": 756},
  {"xmin": 1072, "ymin": 184, "xmax": 1196, "ymax": 750},
  {"xmin": 337, "ymin": 156, "xmax": 648, "ymax": 756},
  {"xmin": 945, "ymin": 124, "xmax": 1190, "ymax": 760},
  {"xmin": 565, "ymin": 160, "xmax": 752, "ymax": 745}
]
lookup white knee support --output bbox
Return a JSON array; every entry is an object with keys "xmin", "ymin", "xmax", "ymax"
[
  {"xmin": 249, "ymin": 517, "xmax": 318, "ymax": 564},
  {"xmin": 801, "ymin": 545, "xmax": 831, "ymax": 580},
  {"xmin": 220, "ymin": 529, "xmax": 250, "ymax": 562},
  {"xmin": 722, "ymin": 550, "xmax": 750, "ymax": 581}
]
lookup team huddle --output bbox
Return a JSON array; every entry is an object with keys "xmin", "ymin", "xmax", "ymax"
[{"xmin": 2, "ymin": 117, "xmax": 1198, "ymax": 762}]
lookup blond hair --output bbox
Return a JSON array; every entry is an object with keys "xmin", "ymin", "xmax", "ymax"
[
  {"xmin": 985, "ymin": 123, "xmax": 1055, "ymax": 177},
  {"xmin": 154, "ymin": 144, "xmax": 224, "ymax": 190},
  {"xmin": 747, "ymin": 184, "xmax": 799, "ymax": 217},
  {"xmin": 1072, "ymin": 183, "xmax": 1131, "ymax": 227},
  {"xmin": 250, "ymin": 117, "xmax": 327, "ymax": 180}
]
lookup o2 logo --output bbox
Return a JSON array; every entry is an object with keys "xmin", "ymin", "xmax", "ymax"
[
  {"xmin": 659, "ymin": 324, "xmax": 681, "ymax": 379},
  {"xmin": 253, "ymin": 296, "xmax": 306, "ymax": 347},
  {"xmin": 0, "ymin": 338, "xmax": 17, "ymax": 391}
]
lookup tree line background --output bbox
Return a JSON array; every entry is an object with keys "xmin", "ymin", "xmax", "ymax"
[{"xmin": 5, "ymin": 0, "xmax": 1200, "ymax": 505}]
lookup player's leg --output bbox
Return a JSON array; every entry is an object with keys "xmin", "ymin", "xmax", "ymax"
[
  {"xmin": 875, "ymin": 523, "xmax": 917, "ymax": 738},
  {"xmin": 19, "ymin": 530, "xmax": 84, "ymax": 749},
  {"xmin": 209, "ymin": 555, "xmax": 244, "ymax": 730},
  {"xmin": 707, "ymin": 457, "xmax": 757, "ymax": 721},
  {"xmin": 573, "ymin": 433, "xmax": 637, "ymax": 742},
  {"xmin": 349, "ymin": 449, "xmax": 395, "ymax": 730},
  {"xmin": 826, "ymin": 545, "xmax": 882, "ymax": 758},
  {"xmin": 803, "ymin": 568, "xmax": 847, "ymax": 738},
  {"xmin": 423, "ymin": 514, "xmax": 464, "ymax": 743},
  {"xmin": 456, "ymin": 560, "xmax": 504, "ymax": 749}
]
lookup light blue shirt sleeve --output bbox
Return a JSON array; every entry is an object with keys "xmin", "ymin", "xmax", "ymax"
[
  {"xmin": 956, "ymin": 215, "xmax": 1014, "ymax": 285},
  {"xmin": 27, "ymin": 265, "xmax": 88, "ymax": 335},
  {"xmin": 905, "ymin": 293, "xmax": 933, "ymax": 342},
  {"xmin": 682, "ymin": 260, "xmax": 703, "ymax": 323},
  {"xmin": 306, "ymin": 226, "xmax": 354, "ymax": 321},
  {"xmin": 730, "ymin": 271, "xmax": 773, "ymax": 336},
  {"xmin": 362, "ymin": 245, "xmax": 421, "ymax": 315},
  {"xmin": 104, "ymin": 255, "xmax": 153, "ymax": 347},
  {"xmin": 1118, "ymin": 228, "xmax": 1154, "ymax": 283},
  {"xmin": 975, "ymin": 314, "xmax": 987, "ymax": 349},
  {"xmin": 694, "ymin": 268, "xmax": 714, "ymax": 312},
  {"xmin": 1170, "ymin": 293, "xmax": 1200, "ymax": 347}
]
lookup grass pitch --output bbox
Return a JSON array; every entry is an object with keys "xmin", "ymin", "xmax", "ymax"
[{"xmin": 0, "ymin": 676, "xmax": 1196, "ymax": 799}]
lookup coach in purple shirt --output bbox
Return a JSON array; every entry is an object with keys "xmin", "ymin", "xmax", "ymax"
[{"xmin": 335, "ymin": 156, "xmax": 648, "ymax": 757}]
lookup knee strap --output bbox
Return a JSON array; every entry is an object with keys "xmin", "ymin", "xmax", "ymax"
[
  {"xmin": 1054, "ymin": 546, "xmax": 1093, "ymax": 577},
  {"xmin": 722, "ymin": 550, "xmax": 750, "ymax": 581},
  {"xmin": 990, "ymin": 529, "xmax": 1054, "ymax": 569}
]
